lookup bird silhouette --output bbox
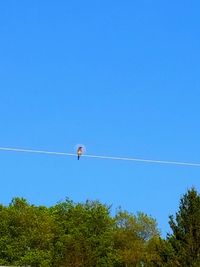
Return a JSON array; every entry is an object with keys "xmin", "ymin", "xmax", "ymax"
[{"xmin": 77, "ymin": 146, "xmax": 83, "ymax": 160}]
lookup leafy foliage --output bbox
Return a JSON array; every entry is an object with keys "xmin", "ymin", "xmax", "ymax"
[
  {"xmin": 167, "ymin": 188, "xmax": 200, "ymax": 267},
  {"xmin": 0, "ymin": 187, "xmax": 200, "ymax": 266}
]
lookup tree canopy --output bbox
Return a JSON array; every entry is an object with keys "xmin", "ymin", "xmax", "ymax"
[
  {"xmin": 0, "ymin": 187, "xmax": 200, "ymax": 267},
  {"xmin": 167, "ymin": 188, "xmax": 200, "ymax": 267}
]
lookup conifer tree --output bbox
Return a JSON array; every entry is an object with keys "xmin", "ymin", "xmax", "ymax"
[{"xmin": 168, "ymin": 188, "xmax": 200, "ymax": 267}]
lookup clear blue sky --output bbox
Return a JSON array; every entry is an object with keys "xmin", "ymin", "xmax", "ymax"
[{"xmin": 0, "ymin": 1, "xmax": 200, "ymax": 235}]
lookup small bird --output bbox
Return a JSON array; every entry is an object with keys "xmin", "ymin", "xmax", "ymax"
[{"xmin": 77, "ymin": 146, "xmax": 83, "ymax": 160}]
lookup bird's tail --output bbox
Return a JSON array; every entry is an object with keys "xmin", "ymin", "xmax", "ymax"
[{"xmin": 78, "ymin": 155, "xmax": 80, "ymax": 160}]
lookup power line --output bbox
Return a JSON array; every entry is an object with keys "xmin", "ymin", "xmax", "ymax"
[
  {"xmin": 0, "ymin": 146, "xmax": 200, "ymax": 167},
  {"xmin": 0, "ymin": 147, "xmax": 75, "ymax": 157}
]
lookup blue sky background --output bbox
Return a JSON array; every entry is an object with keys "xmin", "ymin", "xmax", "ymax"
[{"xmin": 0, "ymin": 1, "xmax": 200, "ymax": 235}]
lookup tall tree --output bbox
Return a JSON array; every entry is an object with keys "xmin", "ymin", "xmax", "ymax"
[{"xmin": 168, "ymin": 188, "xmax": 200, "ymax": 267}]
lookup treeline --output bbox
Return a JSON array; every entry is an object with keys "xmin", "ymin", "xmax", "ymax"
[{"xmin": 0, "ymin": 188, "xmax": 200, "ymax": 267}]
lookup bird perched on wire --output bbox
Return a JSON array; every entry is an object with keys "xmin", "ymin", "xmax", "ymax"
[{"xmin": 77, "ymin": 146, "xmax": 83, "ymax": 160}]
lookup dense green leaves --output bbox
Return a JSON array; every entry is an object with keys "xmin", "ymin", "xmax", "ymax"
[
  {"xmin": 51, "ymin": 199, "xmax": 116, "ymax": 267},
  {"xmin": 0, "ymin": 187, "xmax": 200, "ymax": 266},
  {"xmin": 0, "ymin": 198, "xmax": 54, "ymax": 266},
  {"xmin": 113, "ymin": 210, "xmax": 160, "ymax": 267},
  {"xmin": 167, "ymin": 188, "xmax": 200, "ymax": 267}
]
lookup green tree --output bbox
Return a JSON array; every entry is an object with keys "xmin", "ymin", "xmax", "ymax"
[
  {"xmin": 0, "ymin": 196, "xmax": 163, "ymax": 267},
  {"xmin": 51, "ymin": 199, "xmax": 116, "ymax": 267},
  {"xmin": 0, "ymin": 197, "xmax": 54, "ymax": 267},
  {"xmin": 168, "ymin": 188, "xmax": 200, "ymax": 267},
  {"xmin": 113, "ymin": 210, "xmax": 159, "ymax": 267},
  {"xmin": 144, "ymin": 237, "xmax": 175, "ymax": 267}
]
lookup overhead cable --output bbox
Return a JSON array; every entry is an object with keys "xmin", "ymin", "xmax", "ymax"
[{"xmin": 0, "ymin": 146, "xmax": 200, "ymax": 167}]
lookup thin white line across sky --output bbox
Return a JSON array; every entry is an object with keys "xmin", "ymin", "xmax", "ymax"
[{"xmin": 0, "ymin": 146, "xmax": 200, "ymax": 168}]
